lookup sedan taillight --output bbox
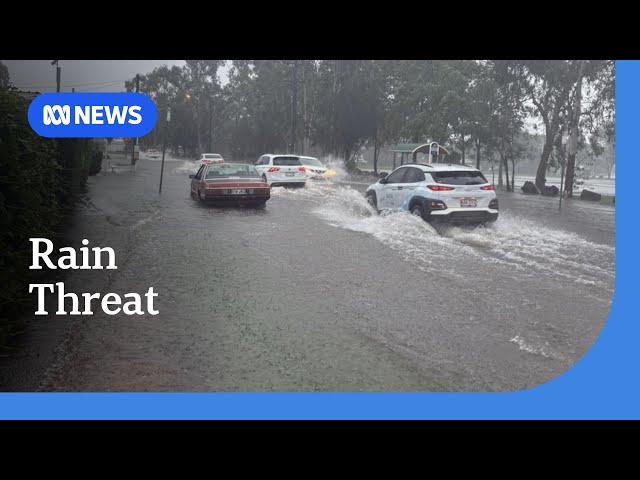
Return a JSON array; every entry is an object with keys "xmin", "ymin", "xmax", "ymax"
[
  {"xmin": 481, "ymin": 185, "xmax": 494, "ymax": 190},
  {"xmin": 298, "ymin": 167, "xmax": 306, "ymax": 172},
  {"xmin": 268, "ymin": 167, "xmax": 280, "ymax": 172},
  {"xmin": 427, "ymin": 185, "xmax": 455, "ymax": 191}
]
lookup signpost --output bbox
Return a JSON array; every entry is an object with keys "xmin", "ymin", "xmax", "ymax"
[
  {"xmin": 159, "ymin": 107, "xmax": 171, "ymax": 194},
  {"xmin": 430, "ymin": 142, "xmax": 439, "ymax": 164}
]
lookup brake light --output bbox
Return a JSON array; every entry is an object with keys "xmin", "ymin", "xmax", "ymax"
[
  {"xmin": 481, "ymin": 185, "xmax": 494, "ymax": 190},
  {"xmin": 298, "ymin": 167, "xmax": 306, "ymax": 172},
  {"xmin": 427, "ymin": 185, "xmax": 455, "ymax": 191},
  {"xmin": 268, "ymin": 167, "xmax": 280, "ymax": 172}
]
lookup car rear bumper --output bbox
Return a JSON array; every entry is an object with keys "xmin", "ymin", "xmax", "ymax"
[
  {"xmin": 203, "ymin": 194, "xmax": 270, "ymax": 203},
  {"xmin": 430, "ymin": 209, "xmax": 499, "ymax": 223},
  {"xmin": 270, "ymin": 180, "xmax": 306, "ymax": 186}
]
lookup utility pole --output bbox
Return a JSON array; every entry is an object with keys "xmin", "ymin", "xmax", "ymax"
[
  {"xmin": 159, "ymin": 107, "xmax": 171, "ymax": 194},
  {"xmin": 290, "ymin": 60, "xmax": 298, "ymax": 153},
  {"xmin": 131, "ymin": 74, "xmax": 140, "ymax": 165},
  {"xmin": 51, "ymin": 60, "xmax": 61, "ymax": 92},
  {"xmin": 209, "ymin": 95, "xmax": 213, "ymax": 152}
]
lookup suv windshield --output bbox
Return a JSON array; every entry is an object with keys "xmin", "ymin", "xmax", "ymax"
[
  {"xmin": 273, "ymin": 156, "xmax": 301, "ymax": 166},
  {"xmin": 432, "ymin": 171, "xmax": 488, "ymax": 185},
  {"xmin": 300, "ymin": 158, "xmax": 323, "ymax": 167},
  {"xmin": 205, "ymin": 164, "xmax": 260, "ymax": 179}
]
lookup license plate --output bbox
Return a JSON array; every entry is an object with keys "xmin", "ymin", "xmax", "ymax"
[
  {"xmin": 460, "ymin": 198, "xmax": 477, "ymax": 207},
  {"xmin": 230, "ymin": 189, "xmax": 247, "ymax": 195},
  {"xmin": 285, "ymin": 172, "xmax": 295, "ymax": 177}
]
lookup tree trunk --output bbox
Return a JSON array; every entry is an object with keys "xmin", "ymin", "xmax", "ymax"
[
  {"xmin": 461, "ymin": 136, "xmax": 465, "ymax": 164},
  {"xmin": 535, "ymin": 138, "xmax": 554, "ymax": 191},
  {"xmin": 302, "ymin": 64, "xmax": 309, "ymax": 156},
  {"xmin": 502, "ymin": 154, "xmax": 510, "ymax": 192},
  {"xmin": 511, "ymin": 156, "xmax": 516, "ymax": 191},
  {"xmin": 373, "ymin": 133, "xmax": 380, "ymax": 174},
  {"xmin": 475, "ymin": 138, "xmax": 481, "ymax": 169},
  {"xmin": 498, "ymin": 159, "xmax": 503, "ymax": 188},
  {"xmin": 193, "ymin": 104, "xmax": 202, "ymax": 154},
  {"xmin": 565, "ymin": 61, "xmax": 588, "ymax": 197}
]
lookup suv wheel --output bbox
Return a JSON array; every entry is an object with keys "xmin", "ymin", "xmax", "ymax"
[
  {"xmin": 411, "ymin": 204, "xmax": 425, "ymax": 220},
  {"xmin": 365, "ymin": 192, "xmax": 378, "ymax": 212}
]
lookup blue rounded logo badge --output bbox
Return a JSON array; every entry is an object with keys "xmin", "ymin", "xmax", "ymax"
[{"xmin": 28, "ymin": 92, "xmax": 158, "ymax": 138}]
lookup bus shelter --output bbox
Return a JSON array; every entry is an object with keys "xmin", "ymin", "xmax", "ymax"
[{"xmin": 389, "ymin": 142, "xmax": 450, "ymax": 169}]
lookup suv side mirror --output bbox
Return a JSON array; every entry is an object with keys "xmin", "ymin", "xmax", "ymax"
[
  {"xmin": 189, "ymin": 174, "xmax": 195, "ymax": 179},
  {"xmin": 379, "ymin": 177, "xmax": 387, "ymax": 184}
]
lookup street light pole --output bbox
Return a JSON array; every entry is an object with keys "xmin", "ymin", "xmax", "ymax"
[
  {"xmin": 209, "ymin": 95, "xmax": 213, "ymax": 152},
  {"xmin": 51, "ymin": 60, "xmax": 61, "ymax": 92},
  {"xmin": 159, "ymin": 106, "xmax": 171, "ymax": 194},
  {"xmin": 131, "ymin": 74, "xmax": 140, "ymax": 165}
]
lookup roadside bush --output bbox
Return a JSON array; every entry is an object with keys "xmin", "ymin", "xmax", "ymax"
[{"xmin": 0, "ymin": 88, "xmax": 94, "ymax": 345}]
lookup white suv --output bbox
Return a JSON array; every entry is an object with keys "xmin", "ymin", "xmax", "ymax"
[
  {"xmin": 254, "ymin": 154, "xmax": 307, "ymax": 187},
  {"xmin": 365, "ymin": 164, "xmax": 499, "ymax": 224}
]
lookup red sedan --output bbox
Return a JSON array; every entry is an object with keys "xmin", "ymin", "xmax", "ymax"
[{"xmin": 190, "ymin": 163, "xmax": 270, "ymax": 207}]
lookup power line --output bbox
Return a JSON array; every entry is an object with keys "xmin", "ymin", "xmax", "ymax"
[{"xmin": 14, "ymin": 79, "xmax": 127, "ymax": 89}]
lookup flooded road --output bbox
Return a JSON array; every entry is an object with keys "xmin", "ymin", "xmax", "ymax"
[{"xmin": 0, "ymin": 159, "xmax": 614, "ymax": 392}]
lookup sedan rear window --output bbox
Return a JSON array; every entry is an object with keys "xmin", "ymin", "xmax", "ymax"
[
  {"xmin": 273, "ymin": 156, "xmax": 301, "ymax": 166},
  {"xmin": 206, "ymin": 165, "xmax": 260, "ymax": 178},
  {"xmin": 432, "ymin": 171, "xmax": 488, "ymax": 185}
]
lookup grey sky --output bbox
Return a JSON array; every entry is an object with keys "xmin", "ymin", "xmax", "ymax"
[{"xmin": 1, "ymin": 60, "xmax": 230, "ymax": 92}]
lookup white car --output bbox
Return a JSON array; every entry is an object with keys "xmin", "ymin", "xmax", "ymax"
[
  {"xmin": 253, "ymin": 154, "xmax": 306, "ymax": 187},
  {"xmin": 198, "ymin": 153, "xmax": 225, "ymax": 165},
  {"xmin": 299, "ymin": 156, "xmax": 336, "ymax": 180},
  {"xmin": 145, "ymin": 149, "xmax": 161, "ymax": 159},
  {"xmin": 365, "ymin": 164, "xmax": 499, "ymax": 224}
]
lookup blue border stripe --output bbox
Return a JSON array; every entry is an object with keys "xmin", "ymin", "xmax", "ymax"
[{"xmin": 0, "ymin": 61, "xmax": 635, "ymax": 419}]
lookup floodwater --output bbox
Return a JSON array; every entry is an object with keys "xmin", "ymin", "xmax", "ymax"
[{"xmin": 0, "ymin": 158, "xmax": 614, "ymax": 392}]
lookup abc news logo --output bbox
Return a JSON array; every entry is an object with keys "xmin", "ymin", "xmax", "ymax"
[
  {"xmin": 43, "ymin": 105, "xmax": 143, "ymax": 126},
  {"xmin": 28, "ymin": 92, "xmax": 157, "ymax": 138}
]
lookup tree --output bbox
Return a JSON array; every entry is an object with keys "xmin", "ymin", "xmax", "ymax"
[
  {"xmin": 0, "ymin": 61, "xmax": 10, "ymax": 89},
  {"xmin": 467, "ymin": 61, "xmax": 496, "ymax": 169},
  {"xmin": 518, "ymin": 60, "xmax": 575, "ymax": 191},
  {"xmin": 183, "ymin": 60, "xmax": 223, "ymax": 155},
  {"xmin": 486, "ymin": 61, "xmax": 527, "ymax": 192}
]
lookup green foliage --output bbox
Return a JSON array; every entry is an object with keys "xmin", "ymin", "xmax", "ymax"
[
  {"xmin": 0, "ymin": 89, "xmax": 94, "ymax": 345},
  {"xmin": 0, "ymin": 61, "xmax": 10, "ymax": 89},
  {"xmin": 130, "ymin": 60, "xmax": 614, "ymax": 174}
]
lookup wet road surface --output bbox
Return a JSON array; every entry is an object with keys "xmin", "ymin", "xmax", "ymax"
[{"xmin": 0, "ymin": 158, "xmax": 614, "ymax": 392}]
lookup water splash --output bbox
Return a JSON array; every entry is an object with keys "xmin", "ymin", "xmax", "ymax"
[{"xmin": 269, "ymin": 182, "xmax": 614, "ymax": 292}]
